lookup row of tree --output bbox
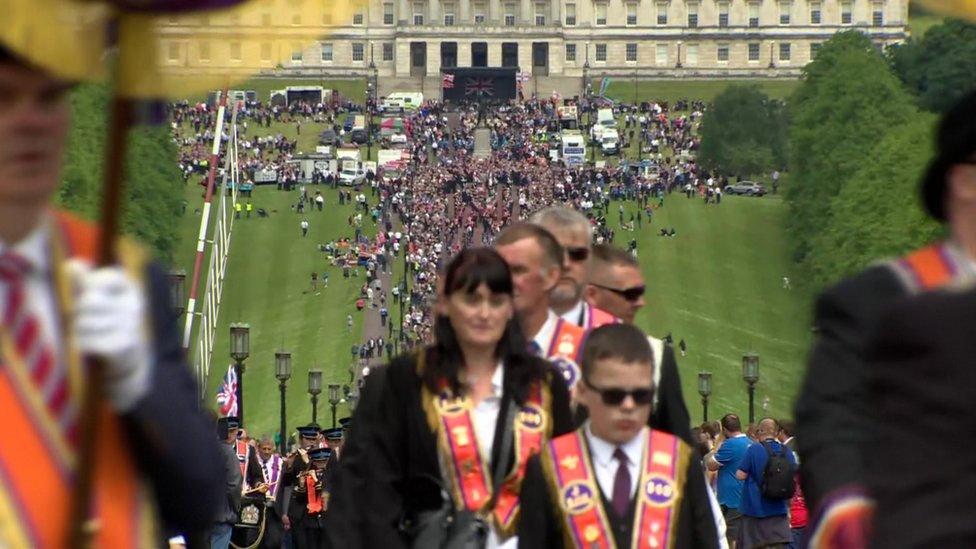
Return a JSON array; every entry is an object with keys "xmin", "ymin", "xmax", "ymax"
[
  {"xmin": 59, "ymin": 84, "xmax": 185, "ymax": 263},
  {"xmin": 699, "ymin": 20, "xmax": 972, "ymax": 287}
]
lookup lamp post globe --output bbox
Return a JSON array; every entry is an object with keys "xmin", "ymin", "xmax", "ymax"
[
  {"xmin": 697, "ymin": 371, "xmax": 712, "ymax": 422},
  {"xmin": 742, "ymin": 353, "xmax": 760, "ymax": 423},
  {"xmin": 308, "ymin": 369, "xmax": 323, "ymax": 423},
  {"xmin": 228, "ymin": 323, "xmax": 250, "ymax": 424}
]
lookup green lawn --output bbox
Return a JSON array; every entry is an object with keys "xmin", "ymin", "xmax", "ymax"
[
  {"xmin": 605, "ymin": 79, "xmax": 800, "ymax": 104},
  {"xmin": 607, "ymin": 194, "xmax": 812, "ymax": 424}
]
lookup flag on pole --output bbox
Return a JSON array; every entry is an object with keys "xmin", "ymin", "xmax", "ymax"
[
  {"xmin": 216, "ymin": 364, "xmax": 238, "ymax": 417},
  {"xmin": 599, "ymin": 77, "xmax": 612, "ymax": 97},
  {"xmin": 442, "ymin": 73, "xmax": 455, "ymax": 89}
]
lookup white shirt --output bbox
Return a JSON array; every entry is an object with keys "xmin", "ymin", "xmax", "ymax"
[
  {"xmin": 530, "ymin": 311, "xmax": 560, "ymax": 356},
  {"xmin": 0, "ymin": 216, "xmax": 60, "ymax": 354},
  {"xmin": 584, "ymin": 423, "xmax": 643, "ymax": 500},
  {"xmin": 559, "ymin": 300, "xmax": 588, "ymax": 328}
]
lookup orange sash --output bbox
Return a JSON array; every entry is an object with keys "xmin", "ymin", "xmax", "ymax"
[
  {"xmin": 546, "ymin": 319, "xmax": 586, "ymax": 391},
  {"xmin": 542, "ymin": 429, "xmax": 690, "ymax": 549},
  {"xmin": 894, "ymin": 242, "xmax": 957, "ymax": 292},
  {"xmin": 236, "ymin": 439, "xmax": 250, "ymax": 487},
  {"xmin": 306, "ymin": 471, "xmax": 324, "ymax": 514},
  {"xmin": 0, "ymin": 211, "xmax": 155, "ymax": 548},
  {"xmin": 423, "ymin": 375, "xmax": 552, "ymax": 538},
  {"xmin": 586, "ymin": 306, "xmax": 619, "ymax": 330}
]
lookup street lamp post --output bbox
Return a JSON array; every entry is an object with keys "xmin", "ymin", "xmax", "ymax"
[
  {"xmin": 328, "ymin": 384, "xmax": 341, "ymax": 428},
  {"xmin": 229, "ymin": 323, "xmax": 250, "ymax": 424},
  {"xmin": 308, "ymin": 369, "xmax": 323, "ymax": 424},
  {"xmin": 769, "ymin": 42, "xmax": 776, "ymax": 69},
  {"xmin": 742, "ymin": 353, "xmax": 760, "ymax": 424},
  {"xmin": 168, "ymin": 269, "xmax": 186, "ymax": 317},
  {"xmin": 275, "ymin": 351, "xmax": 292, "ymax": 454},
  {"xmin": 676, "ymin": 41, "xmax": 683, "ymax": 69},
  {"xmin": 697, "ymin": 371, "xmax": 712, "ymax": 422},
  {"xmin": 367, "ymin": 46, "xmax": 377, "ymax": 162}
]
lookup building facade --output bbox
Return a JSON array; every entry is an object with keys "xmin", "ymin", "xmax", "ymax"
[{"xmin": 158, "ymin": 0, "xmax": 908, "ymax": 81}]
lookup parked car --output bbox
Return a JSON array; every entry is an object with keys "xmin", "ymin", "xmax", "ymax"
[
  {"xmin": 319, "ymin": 129, "xmax": 340, "ymax": 146},
  {"xmin": 724, "ymin": 181, "xmax": 767, "ymax": 196}
]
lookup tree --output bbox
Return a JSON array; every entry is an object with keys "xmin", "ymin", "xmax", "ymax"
[
  {"xmin": 786, "ymin": 31, "xmax": 916, "ymax": 271},
  {"xmin": 806, "ymin": 113, "xmax": 946, "ymax": 285},
  {"xmin": 697, "ymin": 85, "xmax": 788, "ymax": 178},
  {"xmin": 889, "ymin": 19, "xmax": 976, "ymax": 113},
  {"xmin": 58, "ymin": 84, "xmax": 185, "ymax": 262}
]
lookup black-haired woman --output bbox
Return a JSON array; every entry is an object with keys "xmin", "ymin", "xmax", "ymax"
[{"xmin": 329, "ymin": 247, "xmax": 573, "ymax": 548}]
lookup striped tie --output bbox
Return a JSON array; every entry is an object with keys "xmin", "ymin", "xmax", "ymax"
[{"xmin": 0, "ymin": 253, "xmax": 76, "ymax": 447}]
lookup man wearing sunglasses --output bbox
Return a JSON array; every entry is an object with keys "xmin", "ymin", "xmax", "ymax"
[
  {"xmin": 518, "ymin": 324, "xmax": 719, "ymax": 548},
  {"xmin": 529, "ymin": 207, "xmax": 619, "ymax": 330}
]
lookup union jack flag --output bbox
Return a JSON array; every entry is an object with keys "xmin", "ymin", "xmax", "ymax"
[
  {"xmin": 465, "ymin": 77, "xmax": 494, "ymax": 96},
  {"xmin": 442, "ymin": 73, "xmax": 455, "ymax": 89},
  {"xmin": 216, "ymin": 364, "xmax": 238, "ymax": 417}
]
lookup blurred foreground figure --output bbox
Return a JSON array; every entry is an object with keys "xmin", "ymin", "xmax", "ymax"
[
  {"xmin": 796, "ymin": 90, "xmax": 976, "ymax": 547},
  {"xmin": 0, "ymin": 47, "xmax": 222, "ymax": 546}
]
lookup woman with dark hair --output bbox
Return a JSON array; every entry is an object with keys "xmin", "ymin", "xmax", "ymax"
[{"xmin": 329, "ymin": 247, "xmax": 573, "ymax": 548}]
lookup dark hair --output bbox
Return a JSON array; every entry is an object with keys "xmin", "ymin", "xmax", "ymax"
[
  {"xmin": 494, "ymin": 222, "xmax": 564, "ymax": 270},
  {"xmin": 778, "ymin": 419, "xmax": 795, "ymax": 437},
  {"xmin": 701, "ymin": 420, "xmax": 721, "ymax": 439},
  {"xmin": 424, "ymin": 248, "xmax": 543, "ymax": 404},
  {"xmin": 580, "ymin": 323, "xmax": 654, "ymax": 379},
  {"xmin": 592, "ymin": 244, "xmax": 639, "ymax": 268},
  {"xmin": 721, "ymin": 413, "xmax": 742, "ymax": 433}
]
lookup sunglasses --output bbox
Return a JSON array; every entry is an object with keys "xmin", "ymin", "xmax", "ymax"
[
  {"xmin": 566, "ymin": 247, "xmax": 590, "ymax": 262},
  {"xmin": 583, "ymin": 378, "xmax": 654, "ymax": 406},
  {"xmin": 590, "ymin": 283, "xmax": 646, "ymax": 302}
]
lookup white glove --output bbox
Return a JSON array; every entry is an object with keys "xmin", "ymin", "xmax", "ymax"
[{"xmin": 70, "ymin": 263, "xmax": 152, "ymax": 413}]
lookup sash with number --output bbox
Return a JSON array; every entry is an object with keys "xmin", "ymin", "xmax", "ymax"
[
  {"xmin": 546, "ymin": 319, "xmax": 586, "ymax": 391},
  {"xmin": 422, "ymin": 373, "xmax": 552, "ymax": 538},
  {"xmin": 542, "ymin": 429, "xmax": 691, "ymax": 549}
]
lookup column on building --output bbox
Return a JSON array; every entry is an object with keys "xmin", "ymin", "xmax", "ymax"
[
  {"xmin": 458, "ymin": 40, "xmax": 473, "ymax": 66},
  {"xmin": 521, "ymin": 0, "xmax": 531, "ymax": 24},
  {"xmin": 490, "ymin": 0, "xmax": 501, "ymax": 24},
  {"xmin": 488, "ymin": 40, "xmax": 502, "ymax": 65},
  {"xmin": 460, "ymin": 0, "xmax": 471, "ymax": 22},
  {"xmin": 395, "ymin": 40, "xmax": 412, "ymax": 76},
  {"xmin": 427, "ymin": 40, "xmax": 442, "ymax": 74},
  {"xmin": 551, "ymin": 0, "xmax": 560, "ymax": 27},
  {"xmin": 430, "ymin": 0, "xmax": 441, "ymax": 25},
  {"xmin": 399, "ymin": 0, "xmax": 409, "ymax": 24}
]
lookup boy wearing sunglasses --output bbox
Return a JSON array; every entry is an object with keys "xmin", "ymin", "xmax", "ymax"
[{"xmin": 518, "ymin": 324, "xmax": 719, "ymax": 548}]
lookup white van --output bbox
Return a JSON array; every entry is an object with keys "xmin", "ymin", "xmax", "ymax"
[
  {"xmin": 381, "ymin": 92, "xmax": 424, "ymax": 113},
  {"xmin": 560, "ymin": 130, "xmax": 586, "ymax": 166},
  {"xmin": 601, "ymin": 128, "xmax": 620, "ymax": 155},
  {"xmin": 597, "ymin": 108, "xmax": 617, "ymax": 128}
]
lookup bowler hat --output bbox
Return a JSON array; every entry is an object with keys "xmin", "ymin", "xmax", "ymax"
[{"xmin": 922, "ymin": 90, "xmax": 976, "ymax": 221}]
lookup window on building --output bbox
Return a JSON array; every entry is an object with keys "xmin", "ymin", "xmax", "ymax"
[
  {"xmin": 627, "ymin": 3, "xmax": 638, "ymax": 25},
  {"xmin": 352, "ymin": 42, "xmax": 365, "ymax": 61},
  {"xmin": 779, "ymin": 1, "xmax": 790, "ymax": 24},
  {"xmin": 811, "ymin": 42, "xmax": 822, "ymax": 58},
  {"xmin": 656, "ymin": 2, "xmax": 668, "ymax": 25},
  {"xmin": 656, "ymin": 44, "xmax": 668, "ymax": 65},
  {"xmin": 748, "ymin": 42, "xmax": 760, "ymax": 61},
  {"xmin": 872, "ymin": 1, "xmax": 883, "ymax": 25},
  {"xmin": 749, "ymin": 2, "xmax": 759, "ymax": 26},
  {"xmin": 626, "ymin": 43, "xmax": 638, "ymax": 61},
  {"xmin": 167, "ymin": 42, "xmax": 179, "ymax": 62},
  {"xmin": 686, "ymin": 43, "xmax": 699, "ymax": 65},
  {"xmin": 505, "ymin": 3, "xmax": 516, "ymax": 25},
  {"xmin": 809, "ymin": 2, "xmax": 821, "ymax": 23},
  {"xmin": 413, "ymin": 2, "xmax": 425, "ymax": 24},
  {"xmin": 687, "ymin": 3, "xmax": 698, "ymax": 27},
  {"xmin": 779, "ymin": 42, "xmax": 791, "ymax": 60},
  {"xmin": 595, "ymin": 3, "xmax": 607, "ymax": 25},
  {"xmin": 566, "ymin": 43, "xmax": 577, "ymax": 61},
  {"xmin": 595, "ymin": 43, "xmax": 607, "ymax": 61},
  {"xmin": 291, "ymin": 43, "xmax": 303, "ymax": 63},
  {"xmin": 321, "ymin": 42, "xmax": 333, "ymax": 61},
  {"xmin": 261, "ymin": 42, "xmax": 272, "ymax": 61},
  {"xmin": 384, "ymin": 3, "xmax": 395, "ymax": 24},
  {"xmin": 717, "ymin": 43, "xmax": 729, "ymax": 61},
  {"xmin": 229, "ymin": 41, "xmax": 242, "ymax": 61},
  {"xmin": 474, "ymin": 2, "xmax": 486, "ymax": 23},
  {"xmin": 841, "ymin": 1, "xmax": 852, "ymax": 24},
  {"xmin": 444, "ymin": 3, "xmax": 455, "ymax": 25},
  {"xmin": 535, "ymin": 2, "xmax": 546, "ymax": 25},
  {"xmin": 199, "ymin": 41, "xmax": 211, "ymax": 62},
  {"xmin": 353, "ymin": 11, "xmax": 364, "ymax": 24},
  {"xmin": 383, "ymin": 42, "xmax": 395, "ymax": 61},
  {"xmin": 565, "ymin": 3, "xmax": 576, "ymax": 24},
  {"xmin": 718, "ymin": 2, "xmax": 729, "ymax": 26}
]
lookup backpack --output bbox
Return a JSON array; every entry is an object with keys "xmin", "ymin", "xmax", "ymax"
[{"xmin": 760, "ymin": 441, "xmax": 796, "ymax": 500}]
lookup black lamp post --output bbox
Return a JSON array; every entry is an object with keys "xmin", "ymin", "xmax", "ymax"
[
  {"xmin": 742, "ymin": 353, "xmax": 760, "ymax": 424},
  {"xmin": 308, "ymin": 369, "xmax": 323, "ymax": 423},
  {"xmin": 328, "ymin": 383, "xmax": 341, "ymax": 428},
  {"xmin": 676, "ymin": 41, "xmax": 683, "ymax": 68},
  {"xmin": 367, "ymin": 45, "xmax": 377, "ymax": 161},
  {"xmin": 229, "ymin": 323, "xmax": 250, "ymax": 424},
  {"xmin": 698, "ymin": 371, "xmax": 712, "ymax": 422},
  {"xmin": 769, "ymin": 42, "xmax": 776, "ymax": 69},
  {"xmin": 168, "ymin": 269, "xmax": 186, "ymax": 317},
  {"xmin": 275, "ymin": 350, "xmax": 292, "ymax": 454}
]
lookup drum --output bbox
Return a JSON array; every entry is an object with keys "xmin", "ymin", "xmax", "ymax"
[{"xmin": 231, "ymin": 493, "xmax": 268, "ymax": 549}]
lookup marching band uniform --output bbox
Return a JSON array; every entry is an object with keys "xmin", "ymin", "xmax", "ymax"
[
  {"xmin": 293, "ymin": 446, "xmax": 332, "ymax": 549},
  {"xmin": 283, "ymin": 424, "xmax": 323, "ymax": 549},
  {"xmin": 351, "ymin": 350, "xmax": 574, "ymax": 547},
  {"xmin": 518, "ymin": 425, "xmax": 719, "ymax": 548}
]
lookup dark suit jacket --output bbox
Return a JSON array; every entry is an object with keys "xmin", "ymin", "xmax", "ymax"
[
  {"xmin": 518, "ymin": 440, "xmax": 719, "ymax": 548},
  {"xmin": 793, "ymin": 264, "xmax": 906, "ymax": 509},
  {"xmin": 329, "ymin": 352, "xmax": 574, "ymax": 548},
  {"xmin": 865, "ymin": 287, "xmax": 976, "ymax": 548},
  {"xmin": 125, "ymin": 263, "xmax": 225, "ymax": 534},
  {"xmin": 573, "ymin": 344, "xmax": 693, "ymax": 445}
]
